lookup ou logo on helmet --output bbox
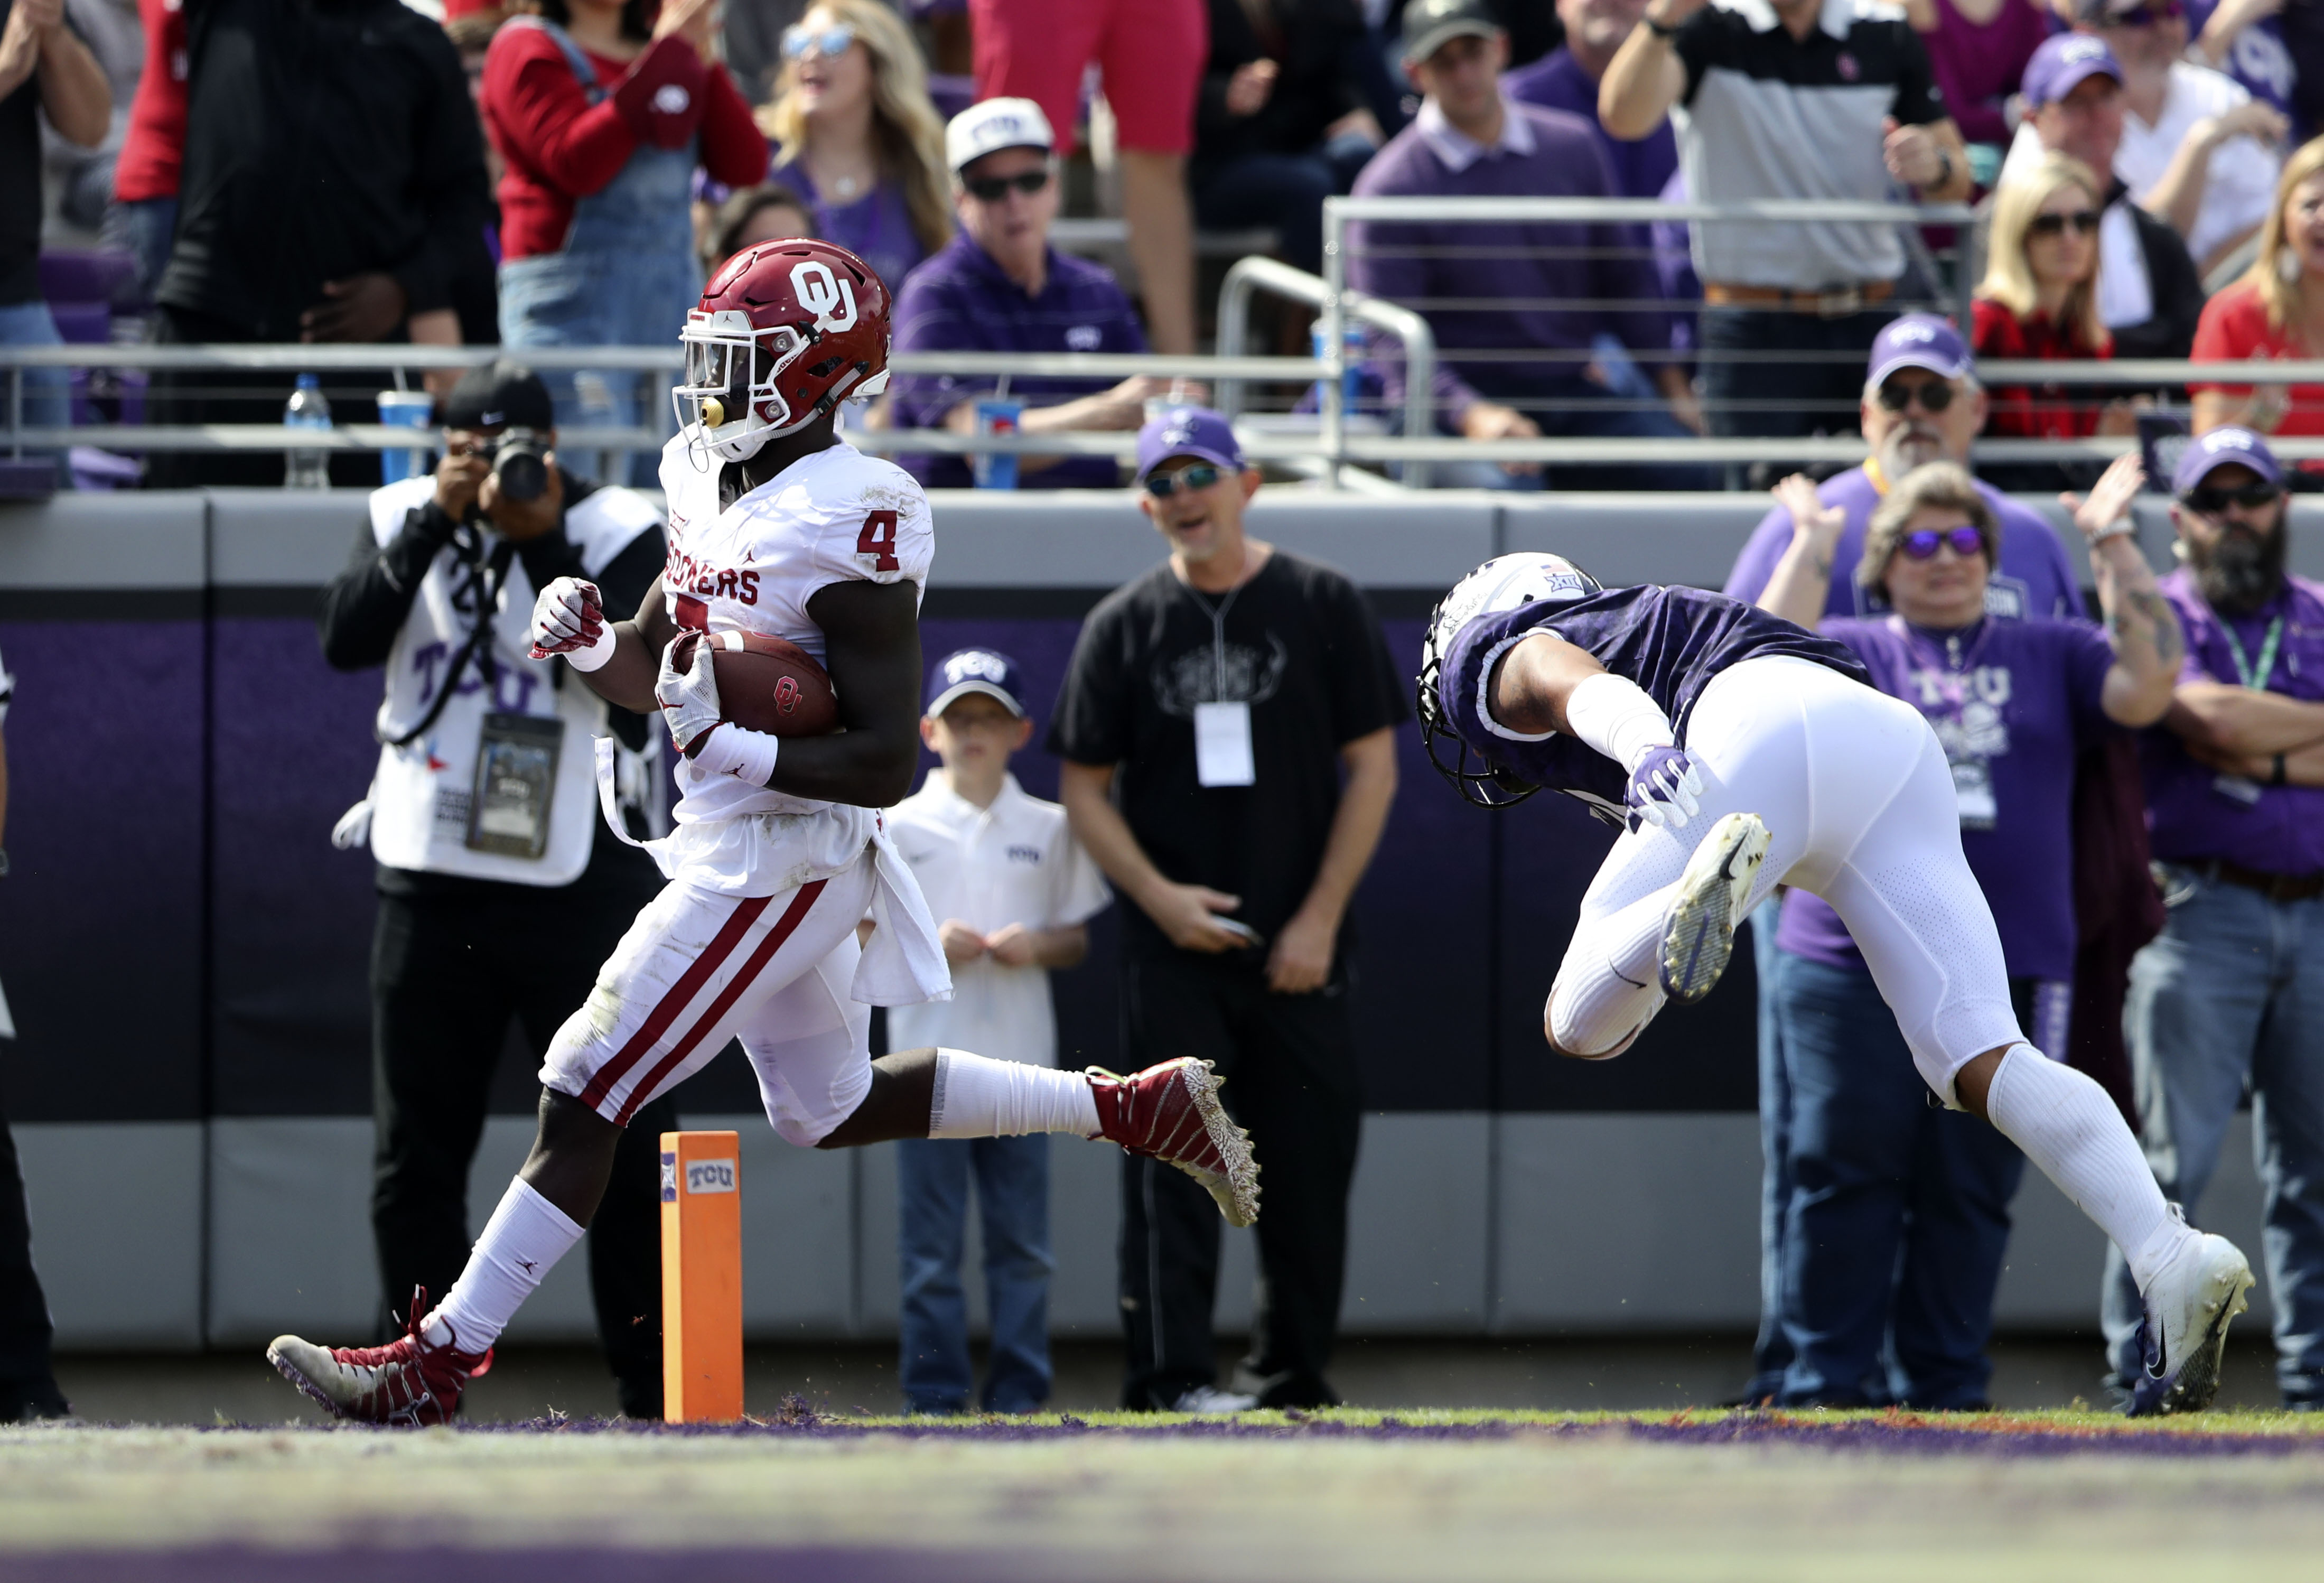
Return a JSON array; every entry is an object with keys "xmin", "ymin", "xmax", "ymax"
[{"xmin": 792, "ymin": 261, "xmax": 858, "ymax": 333}]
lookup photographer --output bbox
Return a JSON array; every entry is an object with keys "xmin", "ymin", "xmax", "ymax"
[{"xmin": 318, "ymin": 362, "xmax": 674, "ymax": 1419}]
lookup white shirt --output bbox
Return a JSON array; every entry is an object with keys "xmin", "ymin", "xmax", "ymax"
[
  {"xmin": 2003, "ymin": 60, "xmax": 2279, "ymax": 270},
  {"xmin": 885, "ymin": 772, "xmax": 1110, "ymax": 1067}
]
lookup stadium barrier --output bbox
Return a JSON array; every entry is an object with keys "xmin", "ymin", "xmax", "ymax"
[{"xmin": 4, "ymin": 487, "xmax": 2311, "ymax": 1354}]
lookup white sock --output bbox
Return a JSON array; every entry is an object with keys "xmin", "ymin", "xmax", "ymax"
[
  {"xmin": 1547, "ymin": 886, "xmax": 1670, "ymax": 1056},
  {"xmin": 1983, "ymin": 1044, "xmax": 2182, "ymax": 1285},
  {"xmin": 420, "ymin": 1177, "xmax": 586, "ymax": 1352},
  {"xmin": 928, "ymin": 1048, "xmax": 1101, "ymax": 1138}
]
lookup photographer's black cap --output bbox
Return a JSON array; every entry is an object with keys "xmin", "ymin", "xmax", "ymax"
[{"xmin": 440, "ymin": 362, "xmax": 556, "ymax": 432}]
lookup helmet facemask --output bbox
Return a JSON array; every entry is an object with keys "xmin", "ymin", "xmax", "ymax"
[{"xmin": 674, "ymin": 309, "xmax": 813, "ymax": 464}]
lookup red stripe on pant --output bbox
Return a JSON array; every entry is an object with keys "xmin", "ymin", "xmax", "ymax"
[
  {"xmin": 612, "ymin": 879, "xmax": 829, "ymax": 1125},
  {"xmin": 577, "ymin": 892, "xmax": 777, "ymax": 1113}
]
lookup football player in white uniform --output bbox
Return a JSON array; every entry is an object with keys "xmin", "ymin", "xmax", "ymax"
[{"xmin": 267, "ymin": 240, "xmax": 1259, "ymax": 1425}]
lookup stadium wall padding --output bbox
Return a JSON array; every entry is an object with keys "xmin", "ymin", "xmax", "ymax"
[{"xmin": 5, "ymin": 488, "xmax": 2314, "ymax": 1348}]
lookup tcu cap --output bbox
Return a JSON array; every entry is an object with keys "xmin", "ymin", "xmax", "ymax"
[
  {"xmin": 2172, "ymin": 425, "xmax": 2284, "ymax": 495},
  {"xmin": 1135, "ymin": 405, "xmax": 1244, "ymax": 482},
  {"xmin": 1866, "ymin": 314, "xmax": 1973, "ymax": 388},
  {"xmin": 2021, "ymin": 33, "xmax": 2122, "ymax": 109},
  {"xmin": 926, "ymin": 647, "xmax": 1028, "ymax": 718},
  {"xmin": 946, "ymin": 98, "xmax": 1054, "ymax": 176}
]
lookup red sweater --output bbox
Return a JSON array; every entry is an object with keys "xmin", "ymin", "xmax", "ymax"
[
  {"xmin": 481, "ymin": 26, "xmax": 767, "ymax": 260},
  {"xmin": 1971, "ymin": 296, "xmax": 2114, "ymax": 440},
  {"xmin": 114, "ymin": 0, "xmax": 188, "ymax": 203}
]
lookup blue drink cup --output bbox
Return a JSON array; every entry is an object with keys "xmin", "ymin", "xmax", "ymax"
[
  {"xmin": 972, "ymin": 398, "xmax": 1022, "ymax": 490},
  {"xmin": 376, "ymin": 390, "xmax": 435, "ymax": 486}
]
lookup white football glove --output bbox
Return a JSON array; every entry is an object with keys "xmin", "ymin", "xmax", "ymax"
[
  {"xmin": 529, "ymin": 576, "xmax": 613, "ymax": 671},
  {"xmin": 656, "ymin": 633, "xmax": 724, "ymax": 757}
]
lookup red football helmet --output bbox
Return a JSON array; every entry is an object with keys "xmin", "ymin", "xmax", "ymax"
[{"xmin": 673, "ymin": 238, "xmax": 893, "ymax": 463}]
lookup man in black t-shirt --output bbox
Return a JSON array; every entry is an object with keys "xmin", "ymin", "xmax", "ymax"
[{"xmin": 1050, "ymin": 407, "xmax": 1404, "ymax": 1412}]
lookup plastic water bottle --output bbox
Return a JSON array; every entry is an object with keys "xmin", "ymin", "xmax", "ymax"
[{"xmin": 282, "ymin": 373, "xmax": 332, "ymax": 489}]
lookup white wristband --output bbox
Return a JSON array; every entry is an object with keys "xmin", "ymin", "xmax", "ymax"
[
  {"xmin": 1562, "ymin": 672, "xmax": 1676, "ymax": 772},
  {"xmin": 690, "ymin": 723, "xmax": 780, "ymax": 786},
  {"xmin": 567, "ymin": 621, "xmax": 618, "ymax": 673}
]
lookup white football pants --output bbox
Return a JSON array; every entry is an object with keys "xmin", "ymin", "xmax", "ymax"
[{"xmin": 1549, "ymin": 655, "xmax": 2024, "ymax": 1100}]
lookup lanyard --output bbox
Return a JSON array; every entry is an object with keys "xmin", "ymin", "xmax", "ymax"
[
  {"xmin": 2221, "ymin": 614, "xmax": 2284, "ymax": 693},
  {"xmin": 1185, "ymin": 580, "xmax": 1244, "ymax": 695}
]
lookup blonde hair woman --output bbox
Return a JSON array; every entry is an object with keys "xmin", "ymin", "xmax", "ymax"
[
  {"xmin": 2190, "ymin": 134, "xmax": 2324, "ymax": 443},
  {"xmin": 1971, "ymin": 153, "xmax": 2131, "ymax": 457},
  {"xmin": 755, "ymin": 0, "xmax": 951, "ymax": 295}
]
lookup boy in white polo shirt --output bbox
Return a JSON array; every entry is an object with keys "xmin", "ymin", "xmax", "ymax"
[{"xmin": 884, "ymin": 648, "xmax": 1110, "ymax": 1414}]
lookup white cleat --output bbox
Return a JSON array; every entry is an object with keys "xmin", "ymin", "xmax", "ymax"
[
  {"xmin": 2127, "ymin": 1219, "xmax": 2255, "ymax": 1417},
  {"xmin": 1657, "ymin": 811, "xmax": 1770, "ymax": 1007},
  {"xmin": 1170, "ymin": 1386, "xmax": 1260, "ymax": 1414}
]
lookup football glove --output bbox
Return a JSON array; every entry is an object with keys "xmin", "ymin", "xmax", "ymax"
[
  {"xmin": 656, "ymin": 633, "xmax": 724, "ymax": 757},
  {"xmin": 528, "ymin": 576, "xmax": 613, "ymax": 671},
  {"xmin": 1625, "ymin": 745, "xmax": 1703, "ymax": 832}
]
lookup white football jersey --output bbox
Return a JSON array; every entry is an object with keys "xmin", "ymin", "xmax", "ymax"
[{"xmin": 656, "ymin": 434, "xmax": 935, "ymax": 829}]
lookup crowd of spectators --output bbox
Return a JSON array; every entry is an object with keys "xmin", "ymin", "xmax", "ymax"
[{"xmin": 22, "ymin": 0, "xmax": 2324, "ymax": 483}]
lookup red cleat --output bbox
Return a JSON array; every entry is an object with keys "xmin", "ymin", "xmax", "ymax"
[
  {"xmin": 267, "ymin": 1289, "xmax": 492, "ymax": 1427},
  {"xmin": 1088, "ymin": 1058, "xmax": 1261, "ymax": 1227}
]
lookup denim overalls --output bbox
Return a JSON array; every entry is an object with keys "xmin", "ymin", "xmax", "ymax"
[{"xmin": 496, "ymin": 15, "xmax": 701, "ymax": 485}]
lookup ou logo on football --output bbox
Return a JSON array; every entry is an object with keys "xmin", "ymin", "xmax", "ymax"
[{"xmin": 792, "ymin": 262, "xmax": 858, "ymax": 332}]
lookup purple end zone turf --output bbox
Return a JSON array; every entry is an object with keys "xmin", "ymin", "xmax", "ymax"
[{"xmin": 0, "ymin": 1548, "xmax": 1070, "ymax": 1583}]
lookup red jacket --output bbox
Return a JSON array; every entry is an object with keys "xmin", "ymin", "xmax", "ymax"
[
  {"xmin": 1971, "ymin": 296, "xmax": 2114, "ymax": 440},
  {"xmin": 115, "ymin": 0, "xmax": 188, "ymax": 203},
  {"xmin": 481, "ymin": 25, "xmax": 766, "ymax": 259}
]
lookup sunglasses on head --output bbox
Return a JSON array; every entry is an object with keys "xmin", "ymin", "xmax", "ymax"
[
  {"xmin": 1875, "ymin": 378, "xmax": 1956, "ymax": 414},
  {"xmin": 2029, "ymin": 209, "xmax": 2102, "ymax": 238},
  {"xmin": 1898, "ymin": 526, "xmax": 1987, "ymax": 561},
  {"xmin": 781, "ymin": 22, "xmax": 855, "ymax": 60},
  {"xmin": 964, "ymin": 167, "xmax": 1052, "ymax": 202},
  {"xmin": 2181, "ymin": 480, "xmax": 2282, "ymax": 514},
  {"xmin": 1144, "ymin": 462, "xmax": 1223, "ymax": 498}
]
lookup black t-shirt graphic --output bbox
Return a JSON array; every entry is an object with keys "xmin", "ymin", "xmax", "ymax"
[{"xmin": 1048, "ymin": 551, "xmax": 1406, "ymax": 961}]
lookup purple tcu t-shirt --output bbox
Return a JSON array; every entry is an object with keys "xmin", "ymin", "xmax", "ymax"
[
  {"xmin": 1777, "ymin": 616, "xmax": 2115, "ymax": 981},
  {"xmin": 2142, "ymin": 566, "xmax": 2324, "ymax": 876},
  {"xmin": 1723, "ymin": 464, "xmax": 2082, "ymax": 623}
]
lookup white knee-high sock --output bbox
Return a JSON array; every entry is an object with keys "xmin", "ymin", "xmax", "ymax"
[
  {"xmin": 1983, "ymin": 1045, "xmax": 2185, "ymax": 1287},
  {"xmin": 1547, "ymin": 886, "xmax": 1672, "ymax": 1056},
  {"xmin": 929, "ymin": 1048, "xmax": 1100, "ymax": 1138},
  {"xmin": 420, "ymin": 1178, "xmax": 586, "ymax": 1352}
]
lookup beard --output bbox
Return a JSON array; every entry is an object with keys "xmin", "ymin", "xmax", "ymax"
[
  {"xmin": 1877, "ymin": 422, "xmax": 1947, "ymax": 479},
  {"xmin": 2187, "ymin": 521, "xmax": 2289, "ymax": 616}
]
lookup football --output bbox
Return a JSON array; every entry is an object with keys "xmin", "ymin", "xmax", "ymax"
[{"xmin": 673, "ymin": 629, "xmax": 839, "ymax": 738}]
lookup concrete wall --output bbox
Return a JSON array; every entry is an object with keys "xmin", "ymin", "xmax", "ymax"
[{"xmin": 5, "ymin": 486, "xmax": 2304, "ymax": 1352}]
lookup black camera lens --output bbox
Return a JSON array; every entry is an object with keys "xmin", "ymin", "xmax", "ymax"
[{"xmin": 492, "ymin": 428, "xmax": 551, "ymax": 502}]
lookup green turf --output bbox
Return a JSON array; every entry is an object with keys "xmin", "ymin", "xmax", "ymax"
[{"xmin": 7, "ymin": 1411, "xmax": 2324, "ymax": 1580}]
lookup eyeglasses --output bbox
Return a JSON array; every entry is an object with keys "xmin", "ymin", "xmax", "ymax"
[
  {"xmin": 2105, "ymin": 0, "xmax": 2181, "ymax": 25},
  {"xmin": 963, "ymin": 167, "xmax": 1052, "ymax": 202},
  {"xmin": 781, "ymin": 22, "xmax": 855, "ymax": 60},
  {"xmin": 1875, "ymin": 378, "xmax": 1956, "ymax": 414},
  {"xmin": 2181, "ymin": 481, "xmax": 2282, "ymax": 514},
  {"xmin": 1898, "ymin": 526, "xmax": 1988, "ymax": 561},
  {"xmin": 2028, "ymin": 209, "xmax": 2102, "ymax": 238},
  {"xmin": 1144, "ymin": 463, "xmax": 1223, "ymax": 498}
]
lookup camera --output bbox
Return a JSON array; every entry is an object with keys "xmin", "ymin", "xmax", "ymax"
[{"xmin": 491, "ymin": 427, "xmax": 553, "ymax": 502}]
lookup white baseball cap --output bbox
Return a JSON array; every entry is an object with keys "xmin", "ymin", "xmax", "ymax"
[{"xmin": 946, "ymin": 97, "xmax": 1054, "ymax": 176}]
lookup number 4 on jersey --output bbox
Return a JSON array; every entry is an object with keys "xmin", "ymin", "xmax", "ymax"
[{"xmin": 857, "ymin": 510, "xmax": 900, "ymax": 572}]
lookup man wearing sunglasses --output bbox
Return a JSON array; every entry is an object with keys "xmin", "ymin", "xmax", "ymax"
[
  {"xmin": 2102, "ymin": 425, "xmax": 2324, "ymax": 1410},
  {"xmin": 1051, "ymin": 406, "xmax": 1403, "ymax": 1413},
  {"xmin": 888, "ymin": 98, "xmax": 1186, "ymax": 492},
  {"xmin": 2002, "ymin": 0, "xmax": 2283, "ymax": 277},
  {"xmin": 1721, "ymin": 311, "xmax": 2080, "ymax": 1405}
]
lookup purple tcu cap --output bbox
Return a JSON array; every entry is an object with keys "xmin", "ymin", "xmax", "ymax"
[
  {"xmin": 1135, "ymin": 404, "xmax": 1243, "ymax": 482},
  {"xmin": 1867, "ymin": 314, "xmax": 1973, "ymax": 388},
  {"xmin": 2172, "ymin": 426, "xmax": 2284, "ymax": 495},
  {"xmin": 2021, "ymin": 33, "xmax": 2122, "ymax": 110},
  {"xmin": 926, "ymin": 646, "xmax": 1028, "ymax": 718}
]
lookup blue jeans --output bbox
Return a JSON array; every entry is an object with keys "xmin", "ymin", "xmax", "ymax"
[
  {"xmin": 115, "ymin": 197, "xmax": 179, "ymax": 308},
  {"xmin": 1771, "ymin": 949, "xmax": 2028, "ymax": 1408},
  {"xmin": 1746, "ymin": 899, "xmax": 1794, "ymax": 1402},
  {"xmin": 2102, "ymin": 868, "xmax": 2324, "ymax": 1404},
  {"xmin": 1191, "ymin": 132, "xmax": 1377, "ymax": 275},
  {"xmin": 0, "ymin": 300, "xmax": 70, "ymax": 487},
  {"xmin": 897, "ymin": 1133, "xmax": 1053, "ymax": 1413}
]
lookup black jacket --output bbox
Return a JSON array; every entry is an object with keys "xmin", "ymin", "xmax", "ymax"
[
  {"xmin": 161, "ymin": 0, "xmax": 494, "ymax": 339},
  {"xmin": 1195, "ymin": 0, "xmax": 1368, "ymax": 166},
  {"xmin": 2109, "ymin": 177, "xmax": 2205, "ymax": 363}
]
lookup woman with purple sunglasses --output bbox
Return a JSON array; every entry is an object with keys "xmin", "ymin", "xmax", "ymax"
[{"xmin": 1745, "ymin": 454, "xmax": 2185, "ymax": 1409}]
